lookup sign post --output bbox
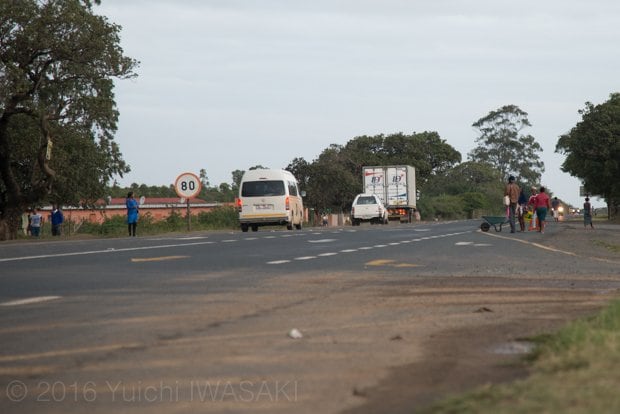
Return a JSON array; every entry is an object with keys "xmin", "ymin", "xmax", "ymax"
[{"xmin": 174, "ymin": 172, "xmax": 202, "ymax": 231}]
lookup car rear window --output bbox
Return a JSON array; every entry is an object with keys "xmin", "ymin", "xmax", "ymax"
[
  {"xmin": 241, "ymin": 180, "xmax": 286, "ymax": 197},
  {"xmin": 356, "ymin": 196, "xmax": 377, "ymax": 205}
]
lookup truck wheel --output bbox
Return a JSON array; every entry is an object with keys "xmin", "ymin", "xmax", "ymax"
[
  {"xmin": 251, "ymin": 224, "xmax": 259, "ymax": 232},
  {"xmin": 241, "ymin": 224, "xmax": 249, "ymax": 232},
  {"xmin": 286, "ymin": 223, "xmax": 293, "ymax": 230}
]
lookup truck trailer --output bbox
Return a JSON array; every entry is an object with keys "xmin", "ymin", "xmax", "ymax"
[{"xmin": 362, "ymin": 165, "xmax": 417, "ymax": 223}]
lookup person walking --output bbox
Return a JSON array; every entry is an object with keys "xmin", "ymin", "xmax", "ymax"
[
  {"xmin": 126, "ymin": 192, "xmax": 139, "ymax": 237},
  {"xmin": 583, "ymin": 197, "xmax": 594, "ymax": 229},
  {"xmin": 29, "ymin": 208, "xmax": 43, "ymax": 237},
  {"xmin": 533, "ymin": 186, "xmax": 552, "ymax": 233},
  {"xmin": 551, "ymin": 197, "xmax": 560, "ymax": 222},
  {"xmin": 51, "ymin": 205, "xmax": 64, "ymax": 236},
  {"xmin": 517, "ymin": 189, "xmax": 527, "ymax": 232},
  {"xmin": 504, "ymin": 176, "xmax": 520, "ymax": 233}
]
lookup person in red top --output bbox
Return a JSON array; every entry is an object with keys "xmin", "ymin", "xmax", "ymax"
[{"xmin": 532, "ymin": 186, "xmax": 552, "ymax": 233}]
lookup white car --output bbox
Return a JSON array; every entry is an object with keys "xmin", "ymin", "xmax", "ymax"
[{"xmin": 350, "ymin": 194, "xmax": 388, "ymax": 225}]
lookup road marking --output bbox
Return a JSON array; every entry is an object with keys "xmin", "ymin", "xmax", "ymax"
[
  {"xmin": 0, "ymin": 240, "xmax": 217, "ymax": 263},
  {"xmin": 222, "ymin": 239, "xmax": 237, "ymax": 243},
  {"xmin": 131, "ymin": 255, "xmax": 188, "ymax": 263},
  {"xmin": 318, "ymin": 252, "xmax": 338, "ymax": 256},
  {"xmin": 340, "ymin": 249, "xmax": 357, "ymax": 253},
  {"xmin": 308, "ymin": 239, "xmax": 337, "ymax": 243},
  {"xmin": 294, "ymin": 256, "xmax": 317, "ymax": 260},
  {"xmin": 1, "ymin": 296, "xmax": 61, "ymax": 307},
  {"xmin": 373, "ymin": 244, "xmax": 387, "ymax": 248},
  {"xmin": 480, "ymin": 231, "xmax": 620, "ymax": 264},
  {"xmin": 267, "ymin": 260, "xmax": 291, "ymax": 264},
  {"xmin": 455, "ymin": 241, "xmax": 473, "ymax": 245},
  {"xmin": 366, "ymin": 259, "xmax": 422, "ymax": 268}
]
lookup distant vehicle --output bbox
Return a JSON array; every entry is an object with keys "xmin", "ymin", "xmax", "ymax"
[
  {"xmin": 362, "ymin": 165, "xmax": 417, "ymax": 222},
  {"xmin": 236, "ymin": 169, "xmax": 304, "ymax": 232},
  {"xmin": 350, "ymin": 193, "xmax": 388, "ymax": 226}
]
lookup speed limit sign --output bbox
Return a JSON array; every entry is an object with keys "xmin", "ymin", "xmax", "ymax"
[{"xmin": 174, "ymin": 172, "xmax": 202, "ymax": 199}]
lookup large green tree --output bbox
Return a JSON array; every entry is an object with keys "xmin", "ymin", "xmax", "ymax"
[
  {"xmin": 288, "ymin": 132, "xmax": 461, "ymax": 213},
  {"xmin": 556, "ymin": 93, "xmax": 620, "ymax": 217},
  {"xmin": 469, "ymin": 105, "xmax": 544, "ymax": 184},
  {"xmin": 0, "ymin": 0, "xmax": 137, "ymax": 239}
]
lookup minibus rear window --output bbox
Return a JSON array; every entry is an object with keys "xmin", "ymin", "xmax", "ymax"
[{"xmin": 241, "ymin": 181, "xmax": 286, "ymax": 197}]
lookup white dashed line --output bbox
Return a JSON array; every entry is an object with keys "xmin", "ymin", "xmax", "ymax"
[
  {"xmin": 1, "ymin": 296, "xmax": 61, "ymax": 306},
  {"xmin": 340, "ymin": 249, "xmax": 358, "ymax": 253},
  {"xmin": 294, "ymin": 256, "xmax": 317, "ymax": 261},
  {"xmin": 267, "ymin": 260, "xmax": 291, "ymax": 264},
  {"xmin": 318, "ymin": 252, "xmax": 338, "ymax": 257}
]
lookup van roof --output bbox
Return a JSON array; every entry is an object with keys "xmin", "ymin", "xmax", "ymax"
[{"xmin": 241, "ymin": 169, "xmax": 296, "ymax": 181}]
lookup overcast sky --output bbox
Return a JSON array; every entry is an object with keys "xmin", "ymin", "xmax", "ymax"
[{"xmin": 97, "ymin": 0, "xmax": 619, "ymax": 206}]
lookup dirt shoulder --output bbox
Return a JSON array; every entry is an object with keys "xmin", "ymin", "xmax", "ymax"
[{"xmin": 343, "ymin": 221, "xmax": 620, "ymax": 414}]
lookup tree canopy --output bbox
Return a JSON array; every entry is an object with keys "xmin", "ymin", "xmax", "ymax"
[
  {"xmin": 287, "ymin": 132, "xmax": 462, "ymax": 213},
  {"xmin": 556, "ymin": 93, "xmax": 620, "ymax": 216},
  {"xmin": 0, "ymin": 0, "xmax": 138, "ymax": 239},
  {"xmin": 469, "ymin": 105, "xmax": 544, "ymax": 185}
]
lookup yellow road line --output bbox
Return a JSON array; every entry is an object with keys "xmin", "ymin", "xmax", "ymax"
[
  {"xmin": 366, "ymin": 259, "xmax": 423, "ymax": 268},
  {"xmin": 131, "ymin": 255, "xmax": 189, "ymax": 263}
]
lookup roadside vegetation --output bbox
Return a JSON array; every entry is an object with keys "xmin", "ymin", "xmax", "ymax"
[
  {"xmin": 423, "ymin": 298, "xmax": 620, "ymax": 414},
  {"xmin": 14, "ymin": 206, "xmax": 239, "ymax": 239}
]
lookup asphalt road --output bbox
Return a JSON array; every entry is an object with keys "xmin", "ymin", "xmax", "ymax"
[{"xmin": 1, "ymin": 220, "xmax": 619, "ymax": 413}]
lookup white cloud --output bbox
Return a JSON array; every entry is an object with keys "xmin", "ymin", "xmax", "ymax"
[{"xmin": 99, "ymin": 0, "xmax": 620, "ymax": 205}]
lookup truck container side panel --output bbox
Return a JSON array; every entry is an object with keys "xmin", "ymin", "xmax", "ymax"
[
  {"xmin": 363, "ymin": 167, "xmax": 387, "ymax": 205},
  {"xmin": 386, "ymin": 167, "xmax": 408, "ymax": 206}
]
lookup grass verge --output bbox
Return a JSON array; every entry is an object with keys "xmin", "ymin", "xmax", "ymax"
[{"xmin": 422, "ymin": 298, "xmax": 620, "ymax": 414}]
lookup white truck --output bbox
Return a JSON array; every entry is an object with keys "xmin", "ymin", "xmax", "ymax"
[{"xmin": 362, "ymin": 165, "xmax": 417, "ymax": 223}]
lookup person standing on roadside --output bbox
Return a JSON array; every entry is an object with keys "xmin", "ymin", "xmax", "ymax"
[
  {"xmin": 504, "ymin": 176, "xmax": 520, "ymax": 233},
  {"xmin": 551, "ymin": 197, "xmax": 560, "ymax": 222},
  {"xmin": 583, "ymin": 197, "xmax": 594, "ymax": 229},
  {"xmin": 29, "ymin": 208, "xmax": 43, "ymax": 237},
  {"xmin": 126, "ymin": 192, "xmax": 139, "ymax": 237},
  {"xmin": 517, "ymin": 189, "xmax": 527, "ymax": 232},
  {"xmin": 51, "ymin": 204, "xmax": 64, "ymax": 236},
  {"xmin": 533, "ymin": 186, "xmax": 552, "ymax": 233}
]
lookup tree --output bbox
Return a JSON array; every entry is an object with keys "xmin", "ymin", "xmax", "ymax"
[
  {"xmin": 0, "ymin": 0, "xmax": 138, "ymax": 239},
  {"xmin": 556, "ymin": 93, "xmax": 620, "ymax": 217},
  {"xmin": 469, "ymin": 105, "xmax": 544, "ymax": 184},
  {"xmin": 306, "ymin": 145, "xmax": 358, "ymax": 213}
]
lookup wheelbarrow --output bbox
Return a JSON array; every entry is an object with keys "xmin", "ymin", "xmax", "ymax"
[{"xmin": 480, "ymin": 216, "xmax": 509, "ymax": 232}]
